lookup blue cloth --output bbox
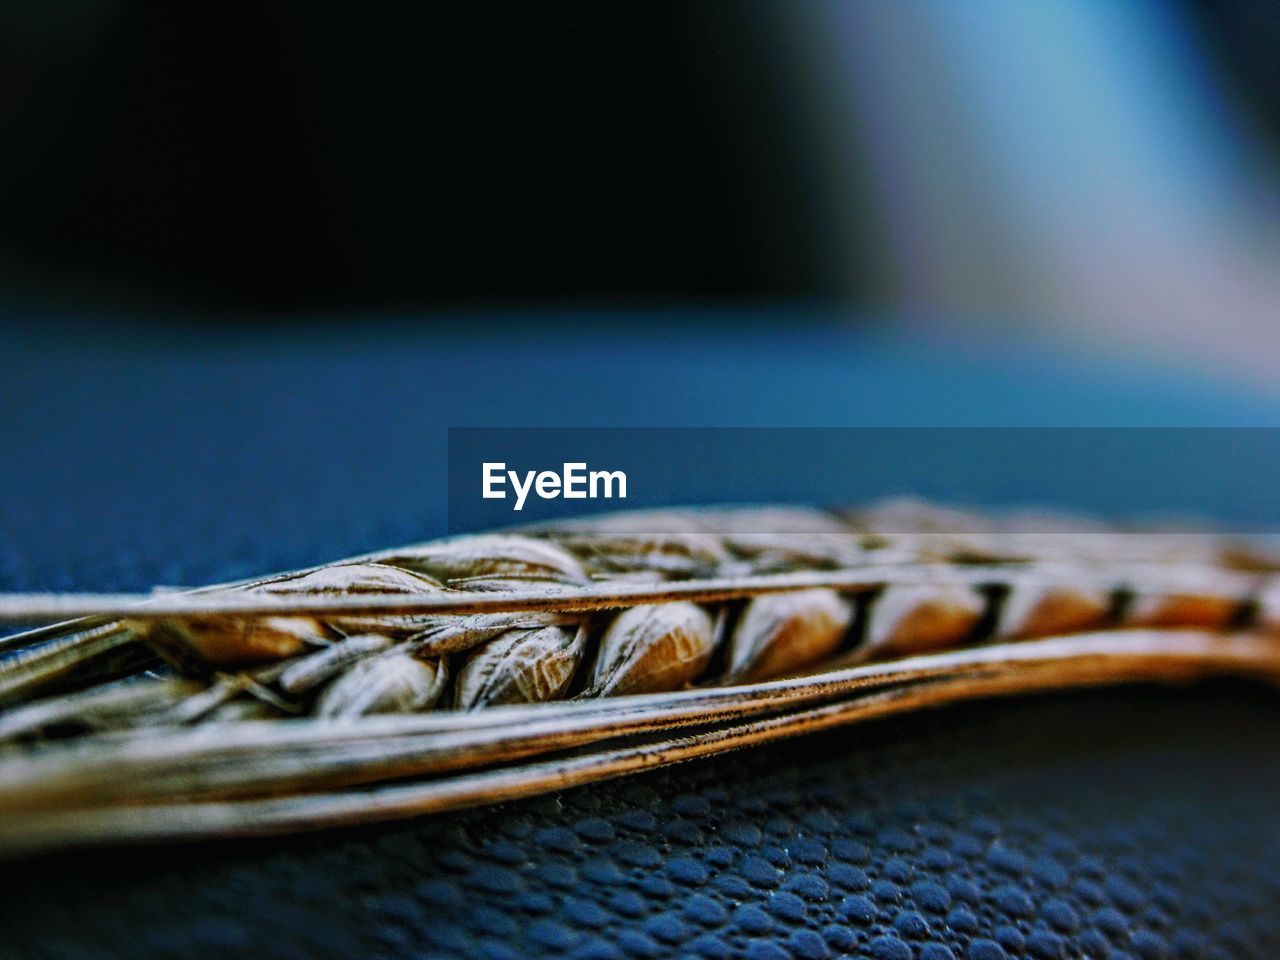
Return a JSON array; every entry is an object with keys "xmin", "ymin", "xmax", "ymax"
[{"xmin": 1, "ymin": 312, "xmax": 1278, "ymax": 958}]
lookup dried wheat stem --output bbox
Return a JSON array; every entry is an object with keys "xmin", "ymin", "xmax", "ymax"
[
  {"xmin": 1, "ymin": 638, "xmax": 1273, "ymax": 857},
  {"xmin": 0, "ymin": 624, "xmax": 149, "ymax": 706},
  {"xmin": 0, "ymin": 503, "xmax": 1276, "ymax": 854},
  {"xmin": 0, "ymin": 630, "xmax": 1274, "ymax": 814},
  {"xmin": 0, "ymin": 560, "xmax": 1262, "ymax": 624}
]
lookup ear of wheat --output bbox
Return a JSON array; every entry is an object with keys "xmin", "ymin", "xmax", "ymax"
[{"xmin": 0, "ymin": 499, "xmax": 1277, "ymax": 857}]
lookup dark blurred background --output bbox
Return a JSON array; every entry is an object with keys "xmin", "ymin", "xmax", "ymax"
[
  {"xmin": 5, "ymin": 10, "xmax": 1280, "ymax": 960},
  {"xmin": 1, "ymin": 2, "xmax": 1278, "ymax": 354},
  {"xmin": 0, "ymin": 2, "xmax": 844, "ymax": 312}
]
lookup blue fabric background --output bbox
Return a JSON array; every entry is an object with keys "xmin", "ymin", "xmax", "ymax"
[{"xmin": 1, "ymin": 313, "xmax": 1278, "ymax": 958}]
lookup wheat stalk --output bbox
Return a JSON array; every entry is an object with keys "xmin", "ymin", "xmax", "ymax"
[
  {"xmin": 0, "ymin": 631, "xmax": 1275, "ymax": 856},
  {"xmin": 0, "ymin": 500, "xmax": 1276, "ymax": 855}
]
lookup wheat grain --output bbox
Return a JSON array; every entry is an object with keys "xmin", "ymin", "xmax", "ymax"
[
  {"xmin": 587, "ymin": 602, "xmax": 718, "ymax": 697},
  {"xmin": 372, "ymin": 534, "xmax": 588, "ymax": 590},
  {"xmin": 278, "ymin": 634, "xmax": 396, "ymax": 695},
  {"xmin": 725, "ymin": 589, "xmax": 853, "ymax": 681},
  {"xmin": 453, "ymin": 622, "xmax": 586, "ymax": 709},
  {"xmin": 315, "ymin": 652, "xmax": 446, "ymax": 718}
]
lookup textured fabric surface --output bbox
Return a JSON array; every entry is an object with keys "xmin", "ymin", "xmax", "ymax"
[
  {"xmin": 2, "ymin": 318, "xmax": 1279, "ymax": 958},
  {"xmin": 2, "ymin": 687, "xmax": 1279, "ymax": 960}
]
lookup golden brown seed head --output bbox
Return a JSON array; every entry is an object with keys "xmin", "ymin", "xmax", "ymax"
[
  {"xmin": 409, "ymin": 612, "xmax": 576, "ymax": 656},
  {"xmin": 537, "ymin": 510, "xmax": 731, "ymax": 576},
  {"xmin": 256, "ymin": 562, "xmax": 443, "ymax": 638},
  {"xmin": 314, "ymin": 652, "xmax": 445, "ymax": 718},
  {"xmin": 589, "ymin": 602, "xmax": 716, "ymax": 697},
  {"xmin": 374, "ymin": 535, "xmax": 588, "ymax": 590},
  {"xmin": 727, "ymin": 589, "xmax": 853, "ymax": 682},
  {"xmin": 131, "ymin": 563, "xmax": 440, "ymax": 673},
  {"xmin": 254, "ymin": 563, "xmax": 443, "ymax": 596},
  {"xmin": 278, "ymin": 634, "xmax": 397, "ymax": 695},
  {"xmin": 862, "ymin": 584, "xmax": 986, "ymax": 658},
  {"xmin": 453, "ymin": 624, "xmax": 586, "ymax": 709},
  {"xmin": 996, "ymin": 580, "xmax": 1111, "ymax": 640},
  {"xmin": 555, "ymin": 532, "xmax": 730, "ymax": 577},
  {"xmin": 1126, "ymin": 593, "xmax": 1241, "ymax": 629},
  {"xmin": 133, "ymin": 615, "xmax": 328, "ymax": 672},
  {"xmin": 1124, "ymin": 567, "xmax": 1248, "ymax": 629}
]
